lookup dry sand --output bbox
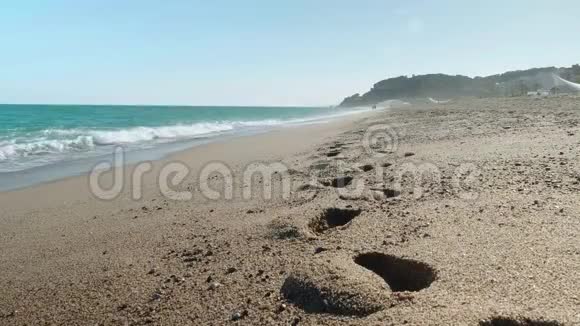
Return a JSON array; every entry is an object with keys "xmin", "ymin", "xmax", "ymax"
[{"xmin": 0, "ymin": 97, "xmax": 579, "ymax": 325}]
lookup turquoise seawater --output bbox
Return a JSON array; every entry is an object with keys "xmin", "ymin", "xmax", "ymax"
[{"xmin": 0, "ymin": 104, "xmax": 369, "ymax": 189}]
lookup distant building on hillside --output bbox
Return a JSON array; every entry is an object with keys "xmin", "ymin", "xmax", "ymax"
[
  {"xmin": 527, "ymin": 89, "xmax": 550, "ymax": 97},
  {"xmin": 376, "ymin": 99, "xmax": 410, "ymax": 109}
]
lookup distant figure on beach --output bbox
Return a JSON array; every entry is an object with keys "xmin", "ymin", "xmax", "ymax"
[{"xmin": 372, "ymin": 105, "xmax": 376, "ymax": 110}]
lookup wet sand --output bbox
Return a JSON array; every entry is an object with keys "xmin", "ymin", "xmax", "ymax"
[{"xmin": 1, "ymin": 97, "xmax": 579, "ymax": 325}]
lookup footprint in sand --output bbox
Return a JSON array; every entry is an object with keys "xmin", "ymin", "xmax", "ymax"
[
  {"xmin": 309, "ymin": 207, "xmax": 362, "ymax": 234},
  {"xmin": 354, "ymin": 252, "xmax": 437, "ymax": 292}
]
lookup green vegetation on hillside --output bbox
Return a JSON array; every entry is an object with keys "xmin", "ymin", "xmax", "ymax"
[{"xmin": 340, "ymin": 64, "xmax": 580, "ymax": 107}]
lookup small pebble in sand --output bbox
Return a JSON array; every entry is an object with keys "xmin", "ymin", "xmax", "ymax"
[
  {"xmin": 276, "ymin": 303, "xmax": 287, "ymax": 313},
  {"xmin": 226, "ymin": 267, "xmax": 237, "ymax": 274},
  {"xmin": 150, "ymin": 292, "xmax": 162, "ymax": 301},
  {"xmin": 208, "ymin": 282, "xmax": 222, "ymax": 290},
  {"xmin": 314, "ymin": 247, "xmax": 327, "ymax": 254},
  {"xmin": 231, "ymin": 310, "xmax": 248, "ymax": 321}
]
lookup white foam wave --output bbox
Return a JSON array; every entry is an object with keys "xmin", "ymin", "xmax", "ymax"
[
  {"xmin": 0, "ymin": 120, "xmax": 287, "ymax": 161},
  {"xmin": 428, "ymin": 97, "xmax": 451, "ymax": 104},
  {"xmin": 90, "ymin": 123, "xmax": 229, "ymax": 145},
  {"xmin": 41, "ymin": 129, "xmax": 83, "ymax": 136},
  {"xmin": 0, "ymin": 136, "xmax": 95, "ymax": 161},
  {"xmin": 0, "ymin": 109, "xmax": 371, "ymax": 166},
  {"xmin": 89, "ymin": 120, "xmax": 287, "ymax": 145}
]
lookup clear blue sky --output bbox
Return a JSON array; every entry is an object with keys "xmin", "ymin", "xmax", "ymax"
[{"xmin": 1, "ymin": 0, "xmax": 579, "ymax": 106}]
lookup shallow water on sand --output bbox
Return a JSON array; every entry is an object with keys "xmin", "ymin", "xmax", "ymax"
[{"xmin": 0, "ymin": 104, "xmax": 371, "ymax": 190}]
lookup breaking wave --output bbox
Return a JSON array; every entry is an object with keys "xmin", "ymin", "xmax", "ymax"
[
  {"xmin": 0, "ymin": 120, "xmax": 286, "ymax": 162},
  {"xmin": 0, "ymin": 105, "xmax": 375, "ymax": 175},
  {"xmin": 0, "ymin": 136, "xmax": 95, "ymax": 161}
]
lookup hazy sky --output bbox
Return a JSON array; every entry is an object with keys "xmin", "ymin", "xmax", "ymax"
[{"xmin": 1, "ymin": 0, "xmax": 579, "ymax": 106}]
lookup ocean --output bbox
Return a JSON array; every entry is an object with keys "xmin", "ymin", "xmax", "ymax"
[{"xmin": 0, "ymin": 104, "xmax": 369, "ymax": 190}]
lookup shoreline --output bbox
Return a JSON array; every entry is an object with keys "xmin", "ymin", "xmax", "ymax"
[
  {"xmin": 0, "ymin": 107, "xmax": 375, "ymax": 192},
  {"xmin": 0, "ymin": 110, "xmax": 379, "ymax": 212}
]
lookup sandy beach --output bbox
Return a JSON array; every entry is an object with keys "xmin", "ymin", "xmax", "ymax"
[{"xmin": 1, "ymin": 97, "xmax": 579, "ymax": 325}]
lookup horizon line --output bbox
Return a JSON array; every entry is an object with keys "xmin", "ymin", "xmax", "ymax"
[{"xmin": 0, "ymin": 102, "xmax": 334, "ymax": 108}]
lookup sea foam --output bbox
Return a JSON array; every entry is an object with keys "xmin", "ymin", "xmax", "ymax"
[
  {"xmin": 0, "ymin": 120, "xmax": 284, "ymax": 162},
  {"xmin": 0, "ymin": 104, "xmax": 372, "ymax": 175}
]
